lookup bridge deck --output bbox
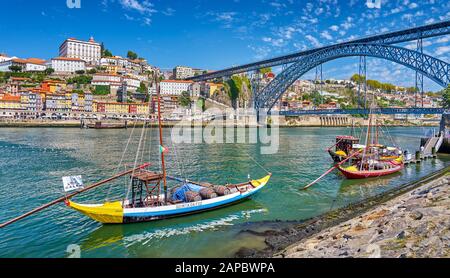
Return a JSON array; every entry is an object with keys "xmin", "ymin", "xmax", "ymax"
[{"xmin": 276, "ymin": 108, "xmax": 446, "ymax": 116}]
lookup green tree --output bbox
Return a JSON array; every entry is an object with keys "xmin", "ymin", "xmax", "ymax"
[
  {"xmin": 67, "ymin": 75, "xmax": 93, "ymax": 85},
  {"xmin": 44, "ymin": 68, "xmax": 55, "ymax": 75},
  {"xmin": 406, "ymin": 87, "xmax": 418, "ymax": 94},
  {"xmin": 87, "ymin": 68, "xmax": 97, "ymax": 74},
  {"xmin": 9, "ymin": 65, "xmax": 22, "ymax": 73},
  {"xmin": 179, "ymin": 91, "xmax": 192, "ymax": 107},
  {"xmin": 103, "ymin": 49, "xmax": 113, "ymax": 57},
  {"xmin": 259, "ymin": 67, "xmax": 272, "ymax": 74},
  {"xmin": 350, "ymin": 73, "xmax": 365, "ymax": 84},
  {"xmin": 137, "ymin": 82, "xmax": 147, "ymax": 94},
  {"xmin": 442, "ymin": 85, "xmax": 450, "ymax": 109},
  {"xmin": 127, "ymin": 51, "xmax": 138, "ymax": 60},
  {"xmin": 93, "ymin": 85, "xmax": 110, "ymax": 95},
  {"xmin": 75, "ymin": 70, "xmax": 85, "ymax": 75},
  {"xmin": 221, "ymin": 75, "xmax": 252, "ymax": 108}
]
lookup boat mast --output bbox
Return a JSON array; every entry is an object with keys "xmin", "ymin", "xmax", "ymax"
[
  {"xmin": 361, "ymin": 110, "xmax": 372, "ymax": 171},
  {"xmin": 155, "ymin": 73, "xmax": 168, "ymax": 204},
  {"xmin": 375, "ymin": 119, "xmax": 379, "ymax": 145}
]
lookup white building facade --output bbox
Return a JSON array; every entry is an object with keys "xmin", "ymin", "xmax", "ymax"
[
  {"xmin": 173, "ymin": 66, "xmax": 194, "ymax": 80},
  {"xmin": 160, "ymin": 80, "xmax": 193, "ymax": 95},
  {"xmin": 0, "ymin": 59, "xmax": 46, "ymax": 72},
  {"xmin": 92, "ymin": 74, "xmax": 141, "ymax": 93},
  {"xmin": 50, "ymin": 57, "xmax": 86, "ymax": 73},
  {"xmin": 59, "ymin": 37, "xmax": 101, "ymax": 65}
]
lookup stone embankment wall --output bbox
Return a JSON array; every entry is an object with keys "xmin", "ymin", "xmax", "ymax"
[{"xmin": 280, "ymin": 174, "xmax": 450, "ymax": 258}]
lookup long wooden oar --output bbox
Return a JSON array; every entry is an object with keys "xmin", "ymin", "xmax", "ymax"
[
  {"xmin": 0, "ymin": 162, "xmax": 151, "ymax": 229},
  {"xmin": 302, "ymin": 151, "xmax": 360, "ymax": 190}
]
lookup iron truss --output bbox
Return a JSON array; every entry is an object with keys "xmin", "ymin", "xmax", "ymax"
[
  {"xmin": 278, "ymin": 108, "xmax": 447, "ymax": 116},
  {"xmin": 188, "ymin": 21, "xmax": 450, "ymax": 82},
  {"xmin": 256, "ymin": 43, "xmax": 450, "ymax": 110}
]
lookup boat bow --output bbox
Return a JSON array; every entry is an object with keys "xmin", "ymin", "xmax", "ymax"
[{"xmin": 67, "ymin": 201, "xmax": 124, "ymax": 224}]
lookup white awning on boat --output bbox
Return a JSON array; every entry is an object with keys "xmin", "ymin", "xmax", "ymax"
[{"xmin": 353, "ymin": 144, "xmax": 366, "ymax": 149}]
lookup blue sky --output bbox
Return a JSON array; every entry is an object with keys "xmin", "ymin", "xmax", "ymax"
[{"xmin": 0, "ymin": 0, "xmax": 449, "ymax": 91}]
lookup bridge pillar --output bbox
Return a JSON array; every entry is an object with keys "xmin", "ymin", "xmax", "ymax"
[
  {"xmin": 358, "ymin": 56, "xmax": 367, "ymax": 108},
  {"xmin": 415, "ymin": 37, "xmax": 424, "ymax": 107}
]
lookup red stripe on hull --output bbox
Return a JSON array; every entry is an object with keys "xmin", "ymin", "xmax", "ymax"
[{"xmin": 338, "ymin": 165, "xmax": 404, "ymax": 179}]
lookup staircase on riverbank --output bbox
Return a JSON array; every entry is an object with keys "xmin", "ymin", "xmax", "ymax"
[{"xmin": 423, "ymin": 133, "xmax": 444, "ymax": 155}]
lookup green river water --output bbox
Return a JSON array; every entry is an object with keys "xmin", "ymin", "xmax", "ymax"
[{"xmin": 0, "ymin": 127, "xmax": 448, "ymax": 257}]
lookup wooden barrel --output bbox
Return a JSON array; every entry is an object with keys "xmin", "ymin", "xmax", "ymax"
[
  {"xmin": 199, "ymin": 188, "xmax": 217, "ymax": 199},
  {"xmin": 185, "ymin": 191, "xmax": 202, "ymax": 202},
  {"xmin": 214, "ymin": 185, "xmax": 231, "ymax": 196}
]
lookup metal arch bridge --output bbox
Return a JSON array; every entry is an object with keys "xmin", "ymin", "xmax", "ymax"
[
  {"xmin": 187, "ymin": 20, "xmax": 450, "ymax": 112},
  {"xmin": 256, "ymin": 43, "xmax": 450, "ymax": 110},
  {"xmin": 278, "ymin": 108, "xmax": 447, "ymax": 116},
  {"xmin": 188, "ymin": 21, "xmax": 450, "ymax": 82}
]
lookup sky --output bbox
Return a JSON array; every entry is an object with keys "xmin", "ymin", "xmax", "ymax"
[{"xmin": 0, "ymin": 0, "xmax": 449, "ymax": 91}]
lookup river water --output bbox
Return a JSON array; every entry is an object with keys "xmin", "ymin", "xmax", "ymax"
[{"xmin": 0, "ymin": 127, "xmax": 448, "ymax": 258}]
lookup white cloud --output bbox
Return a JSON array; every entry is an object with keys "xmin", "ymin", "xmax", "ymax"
[
  {"xmin": 320, "ymin": 31, "xmax": 333, "ymax": 40},
  {"xmin": 435, "ymin": 36, "xmax": 450, "ymax": 44},
  {"xmin": 436, "ymin": 46, "xmax": 450, "ymax": 55},
  {"xmin": 162, "ymin": 8, "xmax": 175, "ymax": 16},
  {"xmin": 330, "ymin": 25, "xmax": 339, "ymax": 32},
  {"xmin": 305, "ymin": 35, "xmax": 322, "ymax": 47},
  {"xmin": 119, "ymin": 0, "xmax": 156, "ymax": 14}
]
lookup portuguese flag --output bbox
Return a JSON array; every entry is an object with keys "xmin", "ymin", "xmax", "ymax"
[{"xmin": 159, "ymin": 145, "xmax": 169, "ymax": 154}]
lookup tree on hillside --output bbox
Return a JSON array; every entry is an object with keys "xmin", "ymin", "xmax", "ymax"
[
  {"xmin": 127, "ymin": 51, "xmax": 138, "ymax": 60},
  {"xmin": 137, "ymin": 82, "xmax": 147, "ymax": 94},
  {"xmin": 93, "ymin": 85, "xmax": 111, "ymax": 96},
  {"xmin": 406, "ymin": 87, "xmax": 418, "ymax": 94},
  {"xmin": 44, "ymin": 68, "xmax": 55, "ymax": 75},
  {"xmin": 442, "ymin": 85, "xmax": 450, "ymax": 109},
  {"xmin": 9, "ymin": 65, "xmax": 22, "ymax": 73},
  {"xmin": 179, "ymin": 91, "xmax": 192, "ymax": 107},
  {"xmin": 351, "ymin": 73, "xmax": 368, "ymax": 84},
  {"xmin": 103, "ymin": 49, "xmax": 113, "ymax": 57},
  {"xmin": 259, "ymin": 67, "xmax": 272, "ymax": 74}
]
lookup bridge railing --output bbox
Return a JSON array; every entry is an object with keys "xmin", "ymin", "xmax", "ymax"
[{"xmin": 276, "ymin": 108, "xmax": 446, "ymax": 116}]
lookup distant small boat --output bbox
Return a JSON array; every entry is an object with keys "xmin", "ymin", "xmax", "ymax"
[{"xmin": 87, "ymin": 121, "xmax": 127, "ymax": 129}]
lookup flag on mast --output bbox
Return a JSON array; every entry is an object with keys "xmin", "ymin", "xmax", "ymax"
[{"xmin": 159, "ymin": 145, "xmax": 169, "ymax": 154}]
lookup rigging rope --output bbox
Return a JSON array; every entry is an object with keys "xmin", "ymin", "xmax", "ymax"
[
  {"xmin": 124, "ymin": 118, "xmax": 147, "ymax": 203},
  {"xmin": 241, "ymin": 145, "xmax": 271, "ymax": 175},
  {"xmin": 105, "ymin": 119, "xmax": 138, "ymax": 201}
]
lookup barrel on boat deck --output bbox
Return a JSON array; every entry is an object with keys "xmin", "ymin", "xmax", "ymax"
[
  {"xmin": 199, "ymin": 188, "xmax": 217, "ymax": 199},
  {"xmin": 185, "ymin": 191, "xmax": 202, "ymax": 202},
  {"xmin": 214, "ymin": 185, "xmax": 231, "ymax": 196}
]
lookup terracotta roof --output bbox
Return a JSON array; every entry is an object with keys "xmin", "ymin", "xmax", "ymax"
[
  {"xmin": 161, "ymin": 80, "xmax": 194, "ymax": 84},
  {"xmin": 94, "ymin": 101, "xmax": 150, "ymax": 105},
  {"xmin": 26, "ymin": 58, "xmax": 46, "ymax": 65},
  {"xmin": 11, "ymin": 77, "xmax": 32, "ymax": 81},
  {"xmin": 52, "ymin": 57, "xmax": 85, "ymax": 62},
  {"xmin": 11, "ymin": 58, "xmax": 28, "ymax": 64},
  {"xmin": 93, "ymin": 73, "xmax": 119, "ymax": 77},
  {"xmin": 1, "ymin": 94, "xmax": 21, "ymax": 102},
  {"xmin": 10, "ymin": 58, "xmax": 46, "ymax": 65}
]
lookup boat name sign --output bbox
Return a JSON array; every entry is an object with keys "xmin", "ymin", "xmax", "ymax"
[{"xmin": 176, "ymin": 201, "xmax": 202, "ymax": 209}]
